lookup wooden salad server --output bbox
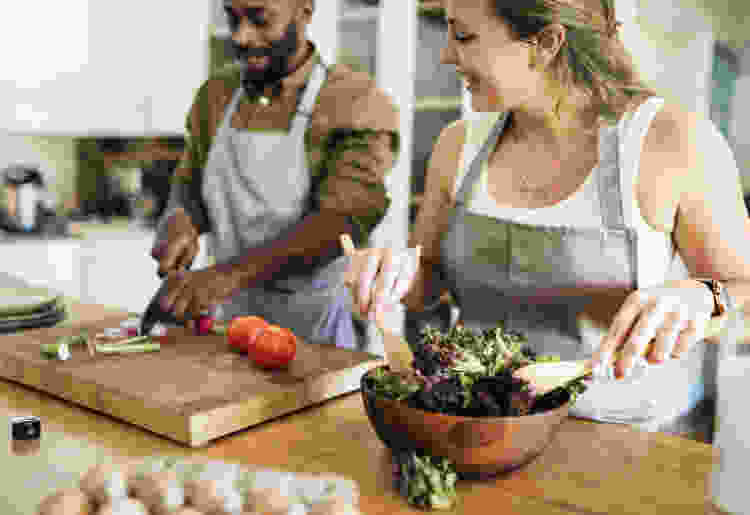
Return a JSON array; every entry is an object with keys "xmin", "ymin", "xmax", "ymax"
[
  {"xmin": 514, "ymin": 316, "xmax": 733, "ymax": 396},
  {"xmin": 339, "ymin": 234, "xmax": 419, "ymax": 374}
]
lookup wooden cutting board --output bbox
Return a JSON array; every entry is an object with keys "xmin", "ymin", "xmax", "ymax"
[{"xmin": 0, "ymin": 315, "xmax": 384, "ymax": 447}]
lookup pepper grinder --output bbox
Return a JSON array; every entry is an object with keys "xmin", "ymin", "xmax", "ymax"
[{"xmin": 708, "ymin": 306, "xmax": 748, "ymax": 514}]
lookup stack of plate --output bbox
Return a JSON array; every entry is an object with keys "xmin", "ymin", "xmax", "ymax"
[{"xmin": 0, "ymin": 287, "xmax": 67, "ymax": 333}]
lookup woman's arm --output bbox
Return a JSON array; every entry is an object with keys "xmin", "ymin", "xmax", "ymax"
[
  {"xmin": 652, "ymin": 104, "xmax": 750, "ymax": 338},
  {"xmin": 402, "ymin": 119, "xmax": 466, "ymax": 312}
]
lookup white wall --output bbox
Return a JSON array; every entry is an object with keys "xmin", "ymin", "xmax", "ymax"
[
  {"xmin": 731, "ymin": 50, "xmax": 750, "ymax": 192},
  {"xmin": 619, "ymin": 0, "xmax": 714, "ymax": 118}
]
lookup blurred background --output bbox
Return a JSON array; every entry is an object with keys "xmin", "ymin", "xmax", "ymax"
[{"xmin": 0, "ymin": 0, "xmax": 748, "ymax": 314}]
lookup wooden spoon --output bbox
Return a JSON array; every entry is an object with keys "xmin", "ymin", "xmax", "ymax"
[
  {"xmin": 339, "ymin": 234, "xmax": 418, "ymax": 373},
  {"xmin": 514, "ymin": 316, "xmax": 732, "ymax": 396}
]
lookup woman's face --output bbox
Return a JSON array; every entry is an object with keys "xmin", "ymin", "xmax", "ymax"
[{"xmin": 440, "ymin": 0, "xmax": 540, "ymax": 112}]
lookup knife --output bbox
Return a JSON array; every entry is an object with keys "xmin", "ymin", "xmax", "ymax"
[{"xmin": 139, "ymin": 279, "xmax": 185, "ymax": 336}]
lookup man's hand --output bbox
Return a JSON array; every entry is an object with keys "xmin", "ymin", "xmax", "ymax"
[
  {"xmin": 150, "ymin": 208, "xmax": 200, "ymax": 278},
  {"xmin": 159, "ymin": 266, "xmax": 241, "ymax": 322}
]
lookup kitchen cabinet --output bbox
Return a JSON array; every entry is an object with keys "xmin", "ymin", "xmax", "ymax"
[{"xmin": 1, "ymin": 0, "xmax": 211, "ymax": 136}]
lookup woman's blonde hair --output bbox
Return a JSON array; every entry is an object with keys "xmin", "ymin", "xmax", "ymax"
[{"xmin": 492, "ymin": 0, "xmax": 657, "ymax": 128}]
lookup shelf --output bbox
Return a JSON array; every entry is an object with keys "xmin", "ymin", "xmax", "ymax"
[{"xmin": 340, "ymin": 6, "xmax": 379, "ymax": 22}]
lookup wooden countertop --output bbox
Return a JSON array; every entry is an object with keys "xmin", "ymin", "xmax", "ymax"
[{"xmin": 0, "ymin": 301, "xmax": 719, "ymax": 514}]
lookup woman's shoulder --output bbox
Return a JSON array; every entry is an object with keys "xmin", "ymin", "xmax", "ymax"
[
  {"xmin": 635, "ymin": 97, "xmax": 726, "ymax": 231},
  {"xmin": 430, "ymin": 119, "xmax": 467, "ymax": 198}
]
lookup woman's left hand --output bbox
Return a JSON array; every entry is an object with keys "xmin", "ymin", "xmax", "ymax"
[{"xmin": 592, "ymin": 279, "xmax": 715, "ymax": 379}]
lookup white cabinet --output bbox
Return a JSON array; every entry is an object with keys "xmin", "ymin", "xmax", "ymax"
[{"xmin": 0, "ymin": 0, "xmax": 211, "ymax": 136}]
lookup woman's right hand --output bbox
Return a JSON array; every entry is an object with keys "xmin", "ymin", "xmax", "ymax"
[
  {"xmin": 150, "ymin": 208, "xmax": 200, "ymax": 278},
  {"xmin": 340, "ymin": 235, "xmax": 421, "ymax": 322}
]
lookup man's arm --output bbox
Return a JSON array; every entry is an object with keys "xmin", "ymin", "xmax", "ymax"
[
  {"xmin": 220, "ymin": 210, "xmax": 357, "ymax": 289},
  {"xmin": 219, "ymin": 67, "xmax": 401, "ymax": 289}
]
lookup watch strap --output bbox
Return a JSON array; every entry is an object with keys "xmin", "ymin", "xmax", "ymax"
[{"xmin": 694, "ymin": 279, "xmax": 729, "ymax": 317}]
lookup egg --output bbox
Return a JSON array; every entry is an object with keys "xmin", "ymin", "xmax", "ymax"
[
  {"xmin": 96, "ymin": 497, "xmax": 149, "ymax": 515},
  {"xmin": 307, "ymin": 499, "xmax": 362, "ymax": 515},
  {"xmin": 128, "ymin": 469, "xmax": 185, "ymax": 515},
  {"xmin": 244, "ymin": 488, "xmax": 297, "ymax": 515},
  {"xmin": 36, "ymin": 488, "xmax": 93, "ymax": 515},
  {"xmin": 79, "ymin": 463, "xmax": 129, "ymax": 507},
  {"xmin": 184, "ymin": 478, "xmax": 243, "ymax": 515},
  {"xmin": 172, "ymin": 508, "xmax": 206, "ymax": 515}
]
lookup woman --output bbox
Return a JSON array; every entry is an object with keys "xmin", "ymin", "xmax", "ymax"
[{"xmin": 344, "ymin": 0, "xmax": 750, "ymax": 430}]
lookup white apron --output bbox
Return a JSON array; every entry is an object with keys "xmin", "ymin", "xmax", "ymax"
[{"xmin": 201, "ymin": 61, "xmax": 358, "ymax": 349}]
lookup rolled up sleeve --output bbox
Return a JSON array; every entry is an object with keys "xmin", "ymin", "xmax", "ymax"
[
  {"xmin": 167, "ymin": 80, "xmax": 215, "ymax": 234},
  {"xmin": 311, "ymin": 69, "xmax": 401, "ymax": 247}
]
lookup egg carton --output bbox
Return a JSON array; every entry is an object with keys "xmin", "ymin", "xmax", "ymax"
[{"xmin": 135, "ymin": 456, "xmax": 359, "ymax": 507}]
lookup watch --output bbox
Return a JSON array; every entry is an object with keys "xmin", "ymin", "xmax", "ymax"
[{"xmin": 694, "ymin": 278, "xmax": 732, "ymax": 317}]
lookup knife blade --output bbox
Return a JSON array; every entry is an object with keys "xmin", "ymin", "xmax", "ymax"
[{"xmin": 140, "ymin": 279, "xmax": 185, "ymax": 336}]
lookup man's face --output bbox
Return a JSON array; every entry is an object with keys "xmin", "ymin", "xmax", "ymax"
[{"xmin": 225, "ymin": 0, "xmax": 308, "ymax": 86}]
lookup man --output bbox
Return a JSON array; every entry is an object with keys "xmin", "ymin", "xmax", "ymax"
[{"xmin": 150, "ymin": 0, "xmax": 400, "ymax": 349}]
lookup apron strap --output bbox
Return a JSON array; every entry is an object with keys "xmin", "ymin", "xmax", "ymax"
[
  {"xmin": 292, "ymin": 62, "xmax": 328, "ymax": 128},
  {"xmin": 455, "ymin": 111, "xmax": 510, "ymax": 207}
]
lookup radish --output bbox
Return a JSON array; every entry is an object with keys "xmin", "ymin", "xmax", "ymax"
[{"xmin": 195, "ymin": 315, "xmax": 214, "ymax": 336}]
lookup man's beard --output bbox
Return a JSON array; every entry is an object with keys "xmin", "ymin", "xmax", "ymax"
[{"xmin": 232, "ymin": 20, "xmax": 301, "ymax": 92}]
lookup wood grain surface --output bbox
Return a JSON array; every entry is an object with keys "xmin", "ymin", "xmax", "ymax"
[
  {"xmin": 0, "ymin": 301, "xmax": 720, "ymax": 515},
  {"xmin": 0, "ymin": 315, "xmax": 384, "ymax": 447}
]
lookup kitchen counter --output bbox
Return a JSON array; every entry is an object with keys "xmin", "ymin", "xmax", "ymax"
[{"xmin": 0, "ymin": 301, "xmax": 720, "ymax": 514}]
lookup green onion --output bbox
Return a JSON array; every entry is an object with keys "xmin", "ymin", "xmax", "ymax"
[
  {"xmin": 109, "ymin": 335, "xmax": 151, "ymax": 346},
  {"xmin": 41, "ymin": 342, "xmax": 71, "ymax": 360},
  {"xmin": 56, "ymin": 331, "xmax": 89, "ymax": 347},
  {"xmin": 95, "ymin": 342, "xmax": 160, "ymax": 354}
]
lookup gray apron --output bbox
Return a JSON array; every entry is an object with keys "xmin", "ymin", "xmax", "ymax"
[
  {"xmin": 439, "ymin": 112, "xmax": 707, "ymax": 429},
  {"xmin": 201, "ymin": 61, "xmax": 358, "ymax": 349}
]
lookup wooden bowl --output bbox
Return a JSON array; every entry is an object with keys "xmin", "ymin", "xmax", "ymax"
[{"xmin": 360, "ymin": 366, "xmax": 570, "ymax": 479}]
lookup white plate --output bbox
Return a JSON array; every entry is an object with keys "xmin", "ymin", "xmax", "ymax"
[{"xmin": 0, "ymin": 287, "xmax": 62, "ymax": 317}]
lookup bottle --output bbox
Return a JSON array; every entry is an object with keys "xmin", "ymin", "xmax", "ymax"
[{"xmin": 708, "ymin": 306, "xmax": 749, "ymax": 514}]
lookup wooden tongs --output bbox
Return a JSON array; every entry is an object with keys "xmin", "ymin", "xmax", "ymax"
[{"xmin": 339, "ymin": 234, "xmax": 418, "ymax": 373}]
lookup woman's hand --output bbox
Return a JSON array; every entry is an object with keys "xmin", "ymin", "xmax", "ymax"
[
  {"xmin": 592, "ymin": 279, "xmax": 715, "ymax": 379},
  {"xmin": 340, "ymin": 235, "xmax": 421, "ymax": 322}
]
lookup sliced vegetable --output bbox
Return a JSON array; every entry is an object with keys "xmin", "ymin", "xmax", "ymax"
[
  {"xmin": 95, "ymin": 342, "xmax": 161, "ymax": 354},
  {"xmin": 41, "ymin": 342, "xmax": 71, "ymax": 361},
  {"xmin": 227, "ymin": 316, "xmax": 270, "ymax": 353},
  {"xmin": 149, "ymin": 324, "xmax": 168, "ymax": 343},
  {"xmin": 195, "ymin": 315, "xmax": 215, "ymax": 336},
  {"xmin": 36, "ymin": 488, "xmax": 93, "ymax": 515},
  {"xmin": 120, "ymin": 318, "xmax": 142, "ymax": 338},
  {"xmin": 56, "ymin": 332, "xmax": 89, "ymax": 347},
  {"xmin": 79, "ymin": 463, "xmax": 129, "ymax": 507},
  {"xmin": 247, "ymin": 325, "xmax": 297, "ymax": 369}
]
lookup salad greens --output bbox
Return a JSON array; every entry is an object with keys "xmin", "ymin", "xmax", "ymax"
[
  {"xmin": 393, "ymin": 450, "xmax": 458, "ymax": 511},
  {"xmin": 368, "ymin": 323, "xmax": 589, "ymax": 511}
]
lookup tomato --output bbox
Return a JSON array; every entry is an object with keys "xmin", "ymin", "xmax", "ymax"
[
  {"xmin": 248, "ymin": 325, "xmax": 297, "ymax": 369},
  {"xmin": 227, "ymin": 316, "xmax": 269, "ymax": 352}
]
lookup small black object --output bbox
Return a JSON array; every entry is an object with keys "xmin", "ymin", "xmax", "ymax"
[
  {"xmin": 10, "ymin": 416, "xmax": 41, "ymax": 441},
  {"xmin": 140, "ymin": 280, "xmax": 185, "ymax": 336}
]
